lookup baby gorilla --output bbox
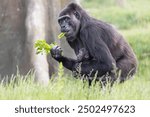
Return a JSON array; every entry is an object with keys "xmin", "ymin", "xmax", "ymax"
[{"xmin": 77, "ymin": 48, "xmax": 89, "ymax": 62}]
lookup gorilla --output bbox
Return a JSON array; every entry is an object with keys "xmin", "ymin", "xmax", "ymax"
[{"xmin": 51, "ymin": 3, "xmax": 138, "ymax": 84}]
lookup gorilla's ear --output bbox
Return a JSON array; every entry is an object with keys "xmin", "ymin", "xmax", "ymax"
[{"xmin": 73, "ymin": 11, "xmax": 80, "ymax": 20}]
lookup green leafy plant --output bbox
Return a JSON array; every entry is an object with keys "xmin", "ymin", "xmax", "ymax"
[
  {"xmin": 34, "ymin": 40, "xmax": 56, "ymax": 55},
  {"xmin": 35, "ymin": 33, "xmax": 65, "ymax": 55}
]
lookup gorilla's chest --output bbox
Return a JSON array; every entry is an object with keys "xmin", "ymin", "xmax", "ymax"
[
  {"xmin": 68, "ymin": 38, "xmax": 92, "ymax": 61},
  {"xmin": 68, "ymin": 38, "xmax": 85, "ymax": 55}
]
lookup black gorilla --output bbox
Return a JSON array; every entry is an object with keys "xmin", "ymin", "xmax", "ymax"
[{"xmin": 51, "ymin": 3, "xmax": 138, "ymax": 83}]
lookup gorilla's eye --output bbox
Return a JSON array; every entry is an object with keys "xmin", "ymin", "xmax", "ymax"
[
  {"xmin": 58, "ymin": 16, "xmax": 71, "ymax": 25},
  {"xmin": 73, "ymin": 11, "xmax": 80, "ymax": 19},
  {"xmin": 64, "ymin": 18, "xmax": 69, "ymax": 23},
  {"xmin": 58, "ymin": 18, "xmax": 62, "ymax": 24},
  {"xmin": 58, "ymin": 20, "xmax": 62, "ymax": 24}
]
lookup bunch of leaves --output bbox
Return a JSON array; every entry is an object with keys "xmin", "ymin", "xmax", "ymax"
[
  {"xmin": 34, "ymin": 33, "xmax": 65, "ymax": 55},
  {"xmin": 34, "ymin": 40, "xmax": 56, "ymax": 55}
]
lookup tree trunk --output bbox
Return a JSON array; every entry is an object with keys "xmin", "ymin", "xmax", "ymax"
[
  {"xmin": 0, "ymin": 0, "xmax": 26, "ymax": 80},
  {"xmin": 0, "ymin": 0, "xmax": 79, "ymax": 84},
  {"xmin": 25, "ymin": 0, "xmax": 50, "ymax": 85}
]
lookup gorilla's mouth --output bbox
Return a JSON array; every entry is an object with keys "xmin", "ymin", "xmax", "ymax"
[{"xmin": 64, "ymin": 31, "xmax": 72, "ymax": 38}]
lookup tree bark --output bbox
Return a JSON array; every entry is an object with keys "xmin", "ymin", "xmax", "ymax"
[
  {"xmin": 25, "ymin": 0, "xmax": 50, "ymax": 85},
  {"xmin": 0, "ymin": 0, "xmax": 26, "ymax": 80},
  {"xmin": 0, "ymin": 0, "xmax": 79, "ymax": 84}
]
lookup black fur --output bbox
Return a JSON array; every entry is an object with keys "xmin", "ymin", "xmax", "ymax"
[{"xmin": 51, "ymin": 3, "xmax": 138, "ymax": 83}]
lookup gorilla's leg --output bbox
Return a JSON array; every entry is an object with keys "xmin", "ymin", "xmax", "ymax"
[{"xmin": 116, "ymin": 57, "xmax": 137, "ymax": 82}]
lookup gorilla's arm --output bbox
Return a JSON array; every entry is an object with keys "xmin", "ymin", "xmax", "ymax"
[
  {"xmin": 57, "ymin": 56, "xmax": 77, "ymax": 70},
  {"xmin": 76, "ymin": 60, "xmax": 113, "ymax": 77},
  {"xmin": 50, "ymin": 46, "xmax": 77, "ymax": 70},
  {"xmin": 51, "ymin": 46, "xmax": 116, "ymax": 77},
  {"xmin": 77, "ymin": 27, "xmax": 116, "ymax": 76},
  {"xmin": 75, "ymin": 47, "xmax": 115, "ymax": 77},
  {"xmin": 51, "ymin": 45, "xmax": 115, "ymax": 77}
]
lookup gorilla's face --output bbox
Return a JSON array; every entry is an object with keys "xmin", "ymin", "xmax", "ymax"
[{"xmin": 58, "ymin": 12, "xmax": 80, "ymax": 42}]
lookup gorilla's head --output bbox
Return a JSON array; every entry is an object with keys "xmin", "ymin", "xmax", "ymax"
[{"xmin": 58, "ymin": 3, "xmax": 83, "ymax": 42}]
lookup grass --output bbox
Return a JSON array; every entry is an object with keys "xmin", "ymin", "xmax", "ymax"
[
  {"xmin": 0, "ymin": 73, "xmax": 150, "ymax": 100},
  {"xmin": 0, "ymin": 0, "xmax": 150, "ymax": 100}
]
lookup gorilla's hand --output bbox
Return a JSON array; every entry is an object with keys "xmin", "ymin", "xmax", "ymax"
[{"xmin": 51, "ymin": 46, "xmax": 63, "ymax": 60}]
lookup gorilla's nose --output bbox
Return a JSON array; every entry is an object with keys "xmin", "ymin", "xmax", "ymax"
[
  {"xmin": 61, "ymin": 26, "xmax": 69, "ymax": 33},
  {"xmin": 61, "ymin": 28, "xmax": 69, "ymax": 33},
  {"xmin": 61, "ymin": 28, "xmax": 65, "ymax": 32}
]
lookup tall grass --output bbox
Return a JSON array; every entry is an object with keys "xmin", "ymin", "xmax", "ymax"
[{"xmin": 0, "ymin": 73, "xmax": 150, "ymax": 100}]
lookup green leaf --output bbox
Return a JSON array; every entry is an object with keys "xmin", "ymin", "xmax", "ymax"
[
  {"xmin": 34, "ymin": 40, "xmax": 56, "ymax": 55},
  {"xmin": 58, "ymin": 32, "xmax": 65, "ymax": 39}
]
